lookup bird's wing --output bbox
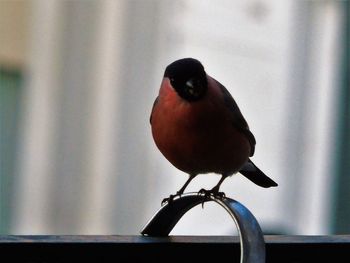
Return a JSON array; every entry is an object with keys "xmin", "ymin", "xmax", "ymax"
[
  {"xmin": 150, "ymin": 96, "xmax": 159, "ymax": 124},
  {"xmin": 215, "ymin": 80, "xmax": 256, "ymax": 156}
]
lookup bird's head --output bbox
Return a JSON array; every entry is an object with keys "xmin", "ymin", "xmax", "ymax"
[{"xmin": 164, "ymin": 58, "xmax": 208, "ymax": 102}]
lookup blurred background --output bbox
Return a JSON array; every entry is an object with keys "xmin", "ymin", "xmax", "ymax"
[{"xmin": 0, "ymin": 0, "xmax": 349, "ymax": 235}]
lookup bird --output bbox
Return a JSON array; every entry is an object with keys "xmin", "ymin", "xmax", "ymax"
[{"xmin": 150, "ymin": 58, "xmax": 277, "ymax": 203}]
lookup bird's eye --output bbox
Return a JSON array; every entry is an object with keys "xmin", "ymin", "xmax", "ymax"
[
  {"xmin": 185, "ymin": 79, "xmax": 200, "ymax": 96},
  {"xmin": 185, "ymin": 80, "xmax": 194, "ymax": 89}
]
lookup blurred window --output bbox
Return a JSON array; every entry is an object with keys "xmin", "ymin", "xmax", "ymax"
[{"xmin": 0, "ymin": 68, "xmax": 22, "ymax": 233}]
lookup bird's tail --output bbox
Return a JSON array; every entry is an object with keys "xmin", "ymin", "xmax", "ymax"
[{"xmin": 239, "ymin": 159, "xmax": 278, "ymax": 188}]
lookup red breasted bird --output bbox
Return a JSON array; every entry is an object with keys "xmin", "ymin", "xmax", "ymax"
[{"xmin": 151, "ymin": 58, "xmax": 277, "ymax": 202}]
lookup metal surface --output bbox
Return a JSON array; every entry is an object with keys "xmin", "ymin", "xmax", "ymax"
[{"xmin": 141, "ymin": 192, "xmax": 265, "ymax": 263}]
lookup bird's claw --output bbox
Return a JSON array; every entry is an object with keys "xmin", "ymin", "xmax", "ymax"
[
  {"xmin": 198, "ymin": 189, "xmax": 210, "ymax": 208},
  {"xmin": 198, "ymin": 188, "xmax": 211, "ymax": 198},
  {"xmin": 161, "ymin": 192, "xmax": 182, "ymax": 206},
  {"xmin": 161, "ymin": 195, "xmax": 174, "ymax": 206},
  {"xmin": 198, "ymin": 188, "xmax": 226, "ymax": 199},
  {"xmin": 214, "ymin": 191, "xmax": 226, "ymax": 199}
]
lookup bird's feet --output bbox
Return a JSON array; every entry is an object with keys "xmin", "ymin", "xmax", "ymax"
[
  {"xmin": 198, "ymin": 188, "xmax": 226, "ymax": 200},
  {"xmin": 161, "ymin": 191, "xmax": 183, "ymax": 206},
  {"xmin": 198, "ymin": 188, "xmax": 225, "ymax": 208},
  {"xmin": 161, "ymin": 195, "xmax": 175, "ymax": 206}
]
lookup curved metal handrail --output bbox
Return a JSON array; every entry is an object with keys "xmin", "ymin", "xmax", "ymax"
[{"xmin": 141, "ymin": 192, "xmax": 265, "ymax": 263}]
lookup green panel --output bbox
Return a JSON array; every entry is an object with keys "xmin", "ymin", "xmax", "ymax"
[
  {"xmin": 332, "ymin": 2, "xmax": 350, "ymax": 234},
  {"xmin": 0, "ymin": 68, "xmax": 22, "ymax": 233}
]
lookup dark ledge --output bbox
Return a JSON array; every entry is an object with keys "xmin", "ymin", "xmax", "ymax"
[{"xmin": 0, "ymin": 235, "xmax": 350, "ymax": 263}]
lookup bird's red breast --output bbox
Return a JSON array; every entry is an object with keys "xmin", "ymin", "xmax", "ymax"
[{"xmin": 151, "ymin": 76, "xmax": 251, "ymax": 175}]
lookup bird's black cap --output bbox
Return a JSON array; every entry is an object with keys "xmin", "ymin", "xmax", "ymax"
[{"xmin": 164, "ymin": 58, "xmax": 208, "ymax": 101}]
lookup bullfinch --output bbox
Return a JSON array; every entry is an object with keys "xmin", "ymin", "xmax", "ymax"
[{"xmin": 150, "ymin": 58, "xmax": 277, "ymax": 202}]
